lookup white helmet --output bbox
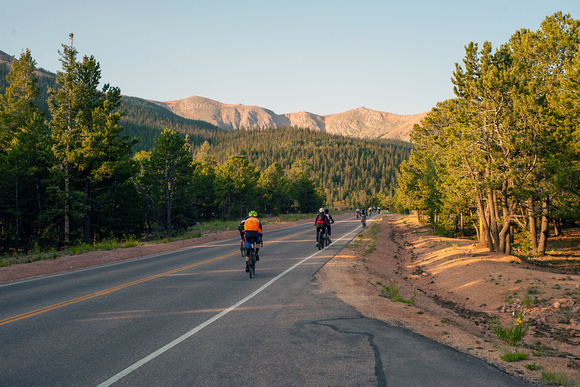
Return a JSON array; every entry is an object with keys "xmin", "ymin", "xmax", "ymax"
[{"xmin": 319, "ymin": 208, "xmax": 324, "ymax": 212}]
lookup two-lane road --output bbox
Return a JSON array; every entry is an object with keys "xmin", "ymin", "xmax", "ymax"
[{"xmin": 0, "ymin": 214, "xmax": 530, "ymax": 386}]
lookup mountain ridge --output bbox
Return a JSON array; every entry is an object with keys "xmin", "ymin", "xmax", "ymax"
[
  {"xmin": 157, "ymin": 96, "xmax": 426, "ymax": 142},
  {"xmin": 0, "ymin": 48, "xmax": 425, "ymax": 142}
]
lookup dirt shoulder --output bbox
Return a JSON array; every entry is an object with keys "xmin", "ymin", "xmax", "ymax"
[
  {"xmin": 2, "ymin": 214, "xmax": 579, "ymax": 385},
  {"xmin": 316, "ymin": 214, "xmax": 580, "ymax": 386}
]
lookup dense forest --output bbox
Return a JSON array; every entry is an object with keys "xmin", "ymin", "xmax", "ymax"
[
  {"xmin": 187, "ymin": 128, "xmax": 411, "ymax": 210},
  {"xmin": 0, "ymin": 35, "xmax": 410, "ymax": 254},
  {"xmin": 395, "ymin": 12, "xmax": 580, "ymax": 257}
]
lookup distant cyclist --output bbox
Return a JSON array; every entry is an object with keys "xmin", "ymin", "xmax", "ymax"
[
  {"xmin": 314, "ymin": 207, "xmax": 329, "ymax": 247},
  {"xmin": 324, "ymin": 208, "xmax": 335, "ymax": 243},
  {"xmin": 244, "ymin": 211, "xmax": 263, "ymax": 272},
  {"xmin": 356, "ymin": 208, "xmax": 360, "ymax": 219},
  {"xmin": 238, "ymin": 219, "xmax": 246, "ymax": 240}
]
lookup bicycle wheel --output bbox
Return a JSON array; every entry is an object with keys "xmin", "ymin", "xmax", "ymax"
[
  {"xmin": 249, "ymin": 249, "xmax": 255, "ymax": 278},
  {"xmin": 324, "ymin": 231, "xmax": 330, "ymax": 247},
  {"xmin": 240, "ymin": 240, "xmax": 246, "ymax": 258},
  {"xmin": 317, "ymin": 231, "xmax": 323, "ymax": 250}
]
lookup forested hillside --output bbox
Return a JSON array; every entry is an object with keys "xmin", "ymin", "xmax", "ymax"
[
  {"xmin": 0, "ymin": 42, "xmax": 409, "ymax": 255},
  {"xmin": 119, "ymin": 96, "xmax": 221, "ymax": 152},
  {"xmin": 0, "ymin": 56, "xmax": 221, "ymax": 153},
  {"xmin": 187, "ymin": 128, "xmax": 411, "ymax": 209}
]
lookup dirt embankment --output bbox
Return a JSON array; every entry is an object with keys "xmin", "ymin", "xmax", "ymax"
[{"xmin": 317, "ymin": 214, "xmax": 580, "ymax": 386}]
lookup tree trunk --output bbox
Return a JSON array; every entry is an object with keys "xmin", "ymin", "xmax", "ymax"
[
  {"xmin": 64, "ymin": 161, "xmax": 70, "ymax": 245},
  {"xmin": 538, "ymin": 196, "xmax": 550, "ymax": 255},
  {"xmin": 498, "ymin": 181, "xmax": 512, "ymax": 254},
  {"xmin": 488, "ymin": 189, "xmax": 500, "ymax": 252},
  {"xmin": 14, "ymin": 173, "xmax": 20, "ymax": 252},
  {"xmin": 554, "ymin": 219, "xmax": 562, "ymax": 237},
  {"xmin": 528, "ymin": 197, "xmax": 537, "ymax": 255},
  {"xmin": 476, "ymin": 192, "xmax": 494, "ymax": 251},
  {"xmin": 83, "ymin": 179, "xmax": 91, "ymax": 243},
  {"xmin": 472, "ymin": 222, "xmax": 480, "ymax": 242},
  {"xmin": 505, "ymin": 225, "xmax": 513, "ymax": 255}
]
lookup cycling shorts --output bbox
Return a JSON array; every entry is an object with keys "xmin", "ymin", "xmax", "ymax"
[{"xmin": 245, "ymin": 230, "xmax": 262, "ymax": 249}]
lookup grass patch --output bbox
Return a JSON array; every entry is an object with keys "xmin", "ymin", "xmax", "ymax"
[
  {"xmin": 541, "ymin": 371, "xmax": 580, "ymax": 386},
  {"xmin": 362, "ymin": 222, "xmax": 381, "ymax": 256},
  {"xmin": 500, "ymin": 351, "xmax": 529, "ymax": 362},
  {"xmin": 381, "ymin": 282, "xmax": 416, "ymax": 304},
  {"xmin": 525, "ymin": 363, "xmax": 542, "ymax": 371}
]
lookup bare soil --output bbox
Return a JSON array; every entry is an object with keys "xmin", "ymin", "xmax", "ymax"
[
  {"xmin": 317, "ymin": 214, "xmax": 580, "ymax": 386},
  {"xmin": 2, "ymin": 214, "xmax": 579, "ymax": 386}
]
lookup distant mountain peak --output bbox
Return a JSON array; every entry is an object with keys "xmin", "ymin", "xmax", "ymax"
[
  {"xmin": 0, "ymin": 50, "xmax": 14, "ymax": 62},
  {"xmin": 157, "ymin": 96, "xmax": 426, "ymax": 141}
]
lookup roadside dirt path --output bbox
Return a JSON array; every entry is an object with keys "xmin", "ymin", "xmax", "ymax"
[{"xmin": 2, "ymin": 214, "xmax": 579, "ymax": 385}]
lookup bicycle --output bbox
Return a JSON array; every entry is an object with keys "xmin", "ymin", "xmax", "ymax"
[
  {"xmin": 240, "ymin": 238, "xmax": 246, "ymax": 258},
  {"xmin": 323, "ymin": 227, "xmax": 330, "ymax": 247},
  {"xmin": 361, "ymin": 215, "xmax": 367, "ymax": 228},
  {"xmin": 246, "ymin": 242, "xmax": 257, "ymax": 278},
  {"xmin": 317, "ymin": 227, "xmax": 329, "ymax": 250}
]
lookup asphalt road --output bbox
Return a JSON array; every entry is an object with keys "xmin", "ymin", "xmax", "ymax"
[{"xmin": 0, "ymin": 214, "xmax": 531, "ymax": 386}]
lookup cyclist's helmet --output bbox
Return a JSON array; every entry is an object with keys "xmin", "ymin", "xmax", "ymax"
[
  {"xmin": 324, "ymin": 208, "xmax": 329, "ymax": 213},
  {"xmin": 319, "ymin": 207, "xmax": 324, "ymax": 213},
  {"xmin": 249, "ymin": 210, "xmax": 257, "ymax": 217}
]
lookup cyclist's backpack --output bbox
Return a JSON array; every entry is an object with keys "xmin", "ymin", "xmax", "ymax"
[{"xmin": 317, "ymin": 211, "xmax": 326, "ymax": 223}]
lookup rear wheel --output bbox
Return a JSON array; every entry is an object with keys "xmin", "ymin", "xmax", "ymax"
[
  {"xmin": 240, "ymin": 240, "xmax": 246, "ymax": 258},
  {"xmin": 325, "ymin": 231, "xmax": 330, "ymax": 247},
  {"xmin": 317, "ymin": 231, "xmax": 323, "ymax": 250},
  {"xmin": 249, "ymin": 248, "xmax": 256, "ymax": 278}
]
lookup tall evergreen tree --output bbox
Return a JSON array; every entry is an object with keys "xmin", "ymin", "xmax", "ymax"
[
  {"xmin": 48, "ymin": 34, "xmax": 81, "ymax": 245},
  {"xmin": 49, "ymin": 34, "xmax": 137, "ymax": 243},
  {"xmin": 134, "ymin": 129, "xmax": 193, "ymax": 236},
  {"xmin": 0, "ymin": 49, "xmax": 52, "ymax": 252}
]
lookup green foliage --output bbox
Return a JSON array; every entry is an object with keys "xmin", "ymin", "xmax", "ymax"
[
  {"xmin": 525, "ymin": 363, "xmax": 541, "ymax": 371},
  {"xmin": 396, "ymin": 12, "xmax": 580, "ymax": 256},
  {"xmin": 119, "ymin": 96, "xmax": 220, "ymax": 152},
  {"xmin": 541, "ymin": 371, "xmax": 580, "ymax": 387},
  {"xmin": 491, "ymin": 312, "xmax": 529, "ymax": 346},
  {"xmin": 381, "ymin": 282, "xmax": 416, "ymax": 304},
  {"xmin": 0, "ymin": 37, "xmax": 409, "ymax": 254},
  {"xmin": 500, "ymin": 351, "xmax": 529, "ymax": 362},
  {"xmin": 363, "ymin": 222, "xmax": 380, "ymax": 255}
]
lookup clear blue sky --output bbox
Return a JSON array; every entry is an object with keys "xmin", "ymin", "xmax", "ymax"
[{"xmin": 2, "ymin": 1, "xmax": 579, "ymax": 115}]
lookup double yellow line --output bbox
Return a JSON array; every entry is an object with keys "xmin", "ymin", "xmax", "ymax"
[
  {"xmin": 0, "ymin": 254, "xmax": 233, "ymax": 326},
  {"xmin": 0, "ymin": 224, "xmax": 319, "ymax": 326}
]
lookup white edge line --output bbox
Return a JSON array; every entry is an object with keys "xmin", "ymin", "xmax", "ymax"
[{"xmin": 97, "ymin": 225, "xmax": 361, "ymax": 387}]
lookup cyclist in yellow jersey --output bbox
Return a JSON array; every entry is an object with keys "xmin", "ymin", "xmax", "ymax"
[{"xmin": 243, "ymin": 211, "xmax": 263, "ymax": 272}]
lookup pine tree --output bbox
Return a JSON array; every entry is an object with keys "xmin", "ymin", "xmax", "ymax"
[
  {"xmin": 0, "ymin": 49, "xmax": 52, "ymax": 251},
  {"xmin": 48, "ymin": 34, "xmax": 81, "ymax": 245}
]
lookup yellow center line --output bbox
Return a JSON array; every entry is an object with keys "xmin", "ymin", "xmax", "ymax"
[{"xmin": 0, "ymin": 224, "xmax": 317, "ymax": 326}]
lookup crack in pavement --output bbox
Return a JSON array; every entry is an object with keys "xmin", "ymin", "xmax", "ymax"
[{"xmin": 305, "ymin": 317, "xmax": 387, "ymax": 387}]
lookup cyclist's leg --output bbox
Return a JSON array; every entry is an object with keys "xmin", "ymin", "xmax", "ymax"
[{"xmin": 255, "ymin": 234, "xmax": 262, "ymax": 260}]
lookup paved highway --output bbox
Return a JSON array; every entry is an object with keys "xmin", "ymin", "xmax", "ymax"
[{"xmin": 0, "ymin": 214, "xmax": 530, "ymax": 386}]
